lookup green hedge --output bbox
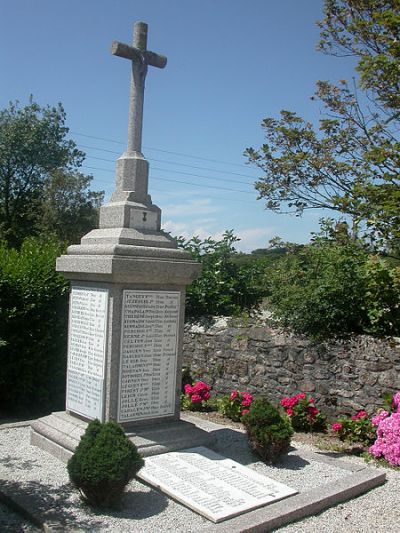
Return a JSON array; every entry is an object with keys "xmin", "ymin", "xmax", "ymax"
[
  {"xmin": 0, "ymin": 238, "xmax": 68, "ymax": 414},
  {"xmin": 266, "ymin": 236, "xmax": 400, "ymax": 339}
]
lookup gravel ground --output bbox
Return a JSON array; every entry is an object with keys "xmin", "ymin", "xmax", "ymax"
[
  {"xmin": 0, "ymin": 500, "xmax": 40, "ymax": 532},
  {"xmin": 0, "ymin": 417, "xmax": 398, "ymax": 532}
]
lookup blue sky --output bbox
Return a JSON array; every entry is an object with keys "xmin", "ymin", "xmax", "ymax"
[{"xmin": 0, "ymin": 0, "xmax": 357, "ymax": 252}]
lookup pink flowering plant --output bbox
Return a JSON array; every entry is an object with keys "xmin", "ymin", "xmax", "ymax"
[
  {"xmin": 181, "ymin": 381, "xmax": 211, "ymax": 411},
  {"xmin": 280, "ymin": 393, "xmax": 326, "ymax": 432},
  {"xmin": 217, "ymin": 390, "xmax": 254, "ymax": 422},
  {"xmin": 368, "ymin": 391, "xmax": 400, "ymax": 466},
  {"xmin": 330, "ymin": 410, "xmax": 376, "ymax": 447}
]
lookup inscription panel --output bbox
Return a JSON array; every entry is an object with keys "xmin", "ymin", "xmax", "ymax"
[
  {"xmin": 118, "ymin": 290, "xmax": 180, "ymax": 422},
  {"xmin": 66, "ymin": 287, "xmax": 108, "ymax": 420},
  {"xmin": 138, "ymin": 446, "xmax": 298, "ymax": 523}
]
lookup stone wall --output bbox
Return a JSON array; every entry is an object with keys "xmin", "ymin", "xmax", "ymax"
[{"xmin": 182, "ymin": 318, "xmax": 400, "ymax": 417}]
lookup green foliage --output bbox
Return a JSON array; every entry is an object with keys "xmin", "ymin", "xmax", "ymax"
[
  {"xmin": 281, "ymin": 393, "xmax": 327, "ymax": 433},
  {"xmin": 178, "ymin": 230, "xmax": 267, "ymax": 317},
  {"xmin": 0, "ymin": 99, "xmax": 104, "ymax": 247},
  {"xmin": 67, "ymin": 420, "xmax": 144, "ymax": 509},
  {"xmin": 242, "ymin": 398, "xmax": 293, "ymax": 463},
  {"xmin": 246, "ymin": 0, "xmax": 400, "ymax": 254},
  {"xmin": 332, "ymin": 412, "xmax": 376, "ymax": 447},
  {"xmin": 0, "ymin": 237, "xmax": 68, "ymax": 413},
  {"xmin": 266, "ymin": 225, "xmax": 400, "ymax": 339},
  {"xmin": 217, "ymin": 391, "xmax": 253, "ymax": 422}
]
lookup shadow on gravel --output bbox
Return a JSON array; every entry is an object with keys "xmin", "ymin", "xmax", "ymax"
[
  {"xmin": 0, "ymin": 456, "xmax": 38, "ymax": 471},
  {"xmin": 1, "ymin": 479, "xmax": 103, "ymax": 530},
  {"xmin": 1, "ymin": 478, "xmax": 169, "ymax": 530},
  {"xmin": 106, "ymin": 489, "xmax": 169, "ymax": 520}
]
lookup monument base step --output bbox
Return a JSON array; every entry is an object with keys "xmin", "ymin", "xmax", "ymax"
[{"xmin": 30, "ymin": 411, "xmax": 215, "ymax": 463}]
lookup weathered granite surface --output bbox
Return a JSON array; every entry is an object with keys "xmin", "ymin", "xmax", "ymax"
[{"xmin": 182, "ymin": 317, "xmax": 400, "ymax": 416}]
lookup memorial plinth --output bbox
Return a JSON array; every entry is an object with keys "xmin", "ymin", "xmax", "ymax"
[{"xmin": 31, "ymin": 21, "xmax": 214, "ymax": 459}]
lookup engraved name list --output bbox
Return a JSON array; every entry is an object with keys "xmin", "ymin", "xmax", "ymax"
[{"xmin": 118, "ymin": 290, "xmax": 180, "ymax": 422}]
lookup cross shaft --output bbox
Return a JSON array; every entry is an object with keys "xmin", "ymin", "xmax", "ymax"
[{"xmin": 111, "ymin": 21, "xmax": 167, "ymax": 154}]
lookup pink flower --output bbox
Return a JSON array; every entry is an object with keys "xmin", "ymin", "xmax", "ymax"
[
  {"xmin": 297, "ymin": 393, "xmax": 306, "ymax": 400},
  {"xmin": 392, "ymin": 392, "xmax": 400, "ymax": 411},
  {"xmin": 191, "ymin": 393, "xmax": 202, "ymax": 403},
  {"xmin": 241, "ymin": 409, "xmax": 250, "ymax": 416},
  {"xmin": 202, "ymin": 392, "xmax": 211, "ymax": 401},
  {"xmin": 193, "ymin": 381, "xmax": 210, "ymax": 393},
  {"xmin": 184, "ymin": 384, "xmax": 193, "ymax": 395},
  {"xmin": 230, "ymin": 391, "xmax": 238, "ymax": 401},
  {"xmin": 280, "ymin": 397, "xmax": 291, "ymax": 408},
  {"xmin": 287, "ymin": 408, "xmax": 294, "ymax": 416},
  {"xmin": 352, "ymin": 410, "xmax": 368, "ymax": 421},
  {"xmin": 241, "ymin": 392, "xmax": 253, "ymax": 407},
  {"xmin": 308, "ymin": 397, "xmax": 315, "ymax": 404},
  {"xmin": 369, "ymin": 412, "xmax": 400, "ymax": 466},
  {"xmin": 371, "ymin": 410, "xmax": 389, "ymax": 427},
  {"xmin": 307, "ymin": 406, "xmax": 319, "ymax": 417},
  {"xmin": 331, "ymin": 422, "xmax": 343, "ymax": 432}
]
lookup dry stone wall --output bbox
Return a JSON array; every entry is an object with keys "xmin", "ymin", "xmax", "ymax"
[{"xmin": 182, "ymin": 318, "xmax": 400, "ymax": 417}]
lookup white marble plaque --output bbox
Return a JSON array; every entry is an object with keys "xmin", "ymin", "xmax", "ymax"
[
  {"xmin": 118, "ymin": 290, "xmax": 180, "ymax": 422},
  {"xmin": 138, "ymin": 446, "xmax": 297, "ymax": 523},
  {"xmin": 66, "ymin": 287, "xmax": 108, "ymax": 420}
]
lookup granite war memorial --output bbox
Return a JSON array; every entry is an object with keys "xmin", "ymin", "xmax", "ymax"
[{"xmin": 31, "ymin": 21, "xmax": 213, "ymax": 459}]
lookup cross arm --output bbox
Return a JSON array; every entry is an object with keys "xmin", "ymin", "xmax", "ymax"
[{"xmin": 111, "ymin": 41, "xmax": 167, "ymax": 69}]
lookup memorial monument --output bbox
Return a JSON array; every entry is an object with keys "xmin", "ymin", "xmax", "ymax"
[{"xmin": 31, "ymin": 21, "xmax": 213, "ymax": 459}]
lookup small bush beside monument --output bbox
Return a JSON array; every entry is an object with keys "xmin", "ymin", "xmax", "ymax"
[
  {"xmin": 67, "ymin": 420, "xmax": 144, "ymax": 509},
  {"xmin": 242, "ymin": 398, "xmax": 293, "ymax": 463}
]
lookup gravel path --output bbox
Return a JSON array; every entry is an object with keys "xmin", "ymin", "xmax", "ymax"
[{"xmin": 0, "ymin": 418, "xmax": 398, "ymax": 532}]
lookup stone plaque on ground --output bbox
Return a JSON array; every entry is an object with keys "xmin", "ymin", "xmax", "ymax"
[
  {"xmin": 66, "ymin": 287, "xmax": 108, "ymax": 420},
  {"xmin": 118, "ymin": 290, "xmax": 180, "ymax": 422},
  {"xmin": 138, "ymin": 446, "xmax": 297, "ymax": 523}
]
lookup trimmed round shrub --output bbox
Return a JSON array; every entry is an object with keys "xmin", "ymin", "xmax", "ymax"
[
  {"xmin": 242, "ymin": 398, "xmax": 293, "ymax": 463},
  {"xmin": 67, "ymin": 420, "xmax": 144, "ymax": 508}
]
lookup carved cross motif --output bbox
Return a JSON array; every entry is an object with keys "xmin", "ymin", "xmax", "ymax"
[{"xmin": 111, "ymin": 22, "xmax": 167, "ymax": 154}]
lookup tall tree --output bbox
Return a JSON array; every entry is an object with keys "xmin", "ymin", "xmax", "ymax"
[
  {"xmin": 246, "ymin": 0, "xmax": 400, "ymax": 253},
  {"xmin": 0, "ymin": 99, "xmax": 104, "ymax": 247}
]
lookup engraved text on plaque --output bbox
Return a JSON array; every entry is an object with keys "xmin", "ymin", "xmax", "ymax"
[
  {"xmin": 66, "ymin": 287, "xmax": 108, "ymax": 420},
  {"xmin": 118, "ymin": 290, "xmax": 180, "ymax": 422}
]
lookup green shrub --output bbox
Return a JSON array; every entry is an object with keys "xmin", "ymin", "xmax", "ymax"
[
  {"xmin": 242, "ymin": 398, "xmax": 293, "ymax": 463},
  {"xmin": 266, "ymin": 228, "xmax": 400, "ymax": 339},
  {"xmin": 217, "ymin": 390, "xmax": 254, "ymax": 422},
  {"xmin": 280, "ymin": 393, "xmax": 326, "ymax": 433},
  {"xmin": 67, "ymin": 420, "xmax": 144, "ymax": 509},
  {"xmin": 178, "ymin": 231, "xmax": 267, "ymax": 317},
  {"xmin": 0, "ymin": 237, "xmax": 68, "ymax": 413},
  {"xmin": 331, "ymin": 410, "xmax": 376, "ymax": 447}
]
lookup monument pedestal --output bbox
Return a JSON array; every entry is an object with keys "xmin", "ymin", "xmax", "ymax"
[
  {"xmin": 30, "ymin": 241, "xmax": 215, "ymax": 458},
  {"xmin": 31, "ymin": 412, "xmax": 214, "ymax": 463}
]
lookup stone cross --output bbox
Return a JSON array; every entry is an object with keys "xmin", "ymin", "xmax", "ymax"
[{"xmin": 111, "ymin": 21, "xmax": 167, "ymax": 155}]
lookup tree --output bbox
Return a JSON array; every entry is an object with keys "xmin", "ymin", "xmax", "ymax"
[
  {"xmin": 246, "ymin": 0, "xmax": 400, "ymax": 253},
  {"xmin": 178, "ymin": 230, "xmax": 267, "ymax": 317},
  {"xmin": 0, "ymin": 99, "xmax": 104, "ymax": 247}
]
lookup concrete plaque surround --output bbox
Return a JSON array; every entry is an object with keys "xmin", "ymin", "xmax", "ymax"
[
  {"xmin": 66, "ymin": 287, "xmax": 108, "ymax": 420},
  {"xmin": 138, "ymin": 446, "xmax": 297, "ymax": 523},
  {"xmin": 118, "ymin": 290, "xmax": 179, "ymax": 422}
]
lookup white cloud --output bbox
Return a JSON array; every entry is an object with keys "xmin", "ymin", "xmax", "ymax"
[
  {"xmin": 161, "ymin": 198, "xmax": 220, "ymax": 218},
  {"xmin": 235, "ymin": 227, "xmax": 275, "ymax": 253},
  {"xmin": 162, "ymin": 220, "xmax": 274, "ymax": 253}
]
